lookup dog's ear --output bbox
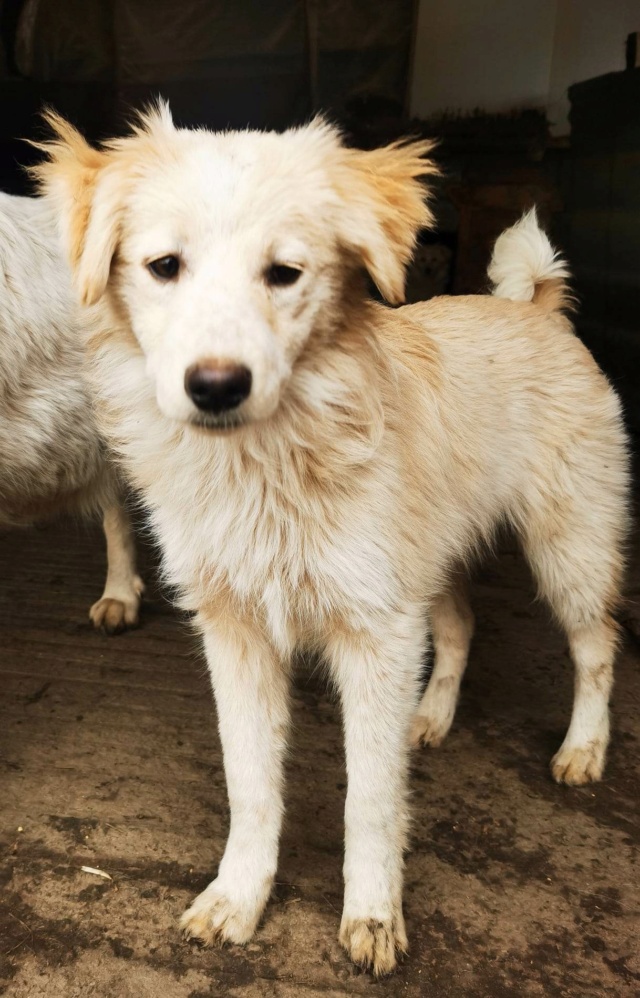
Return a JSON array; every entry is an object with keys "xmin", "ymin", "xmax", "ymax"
[
  {"xmin": 29, "ymin": 111, "xmax": 120, "ymax": 306},
  {"xmin": 30, "ymin": 103, "xmax": 174, "ymax": 306},
  {"xmin": 333, "ymin": 138, "xmax": 438, "ymax": 304}
]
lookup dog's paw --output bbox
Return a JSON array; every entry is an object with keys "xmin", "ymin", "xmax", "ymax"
[
  {"xmin": 90, "ymin": 576, "xmax": 144, "ymax": 634},
  {"xmin": 339, "ymin": 915, "xmax": 408, "ymax": 976},
  {"xmin": 551, "ymin": 741, "xmax": 606, "ymax": 785},
  {"xmin": 410, "ymin": 708, "xmax": 452, "ymax": 748},
  {"xmin": 410, "ymin": 677, "xmax": 458, "ymax": 748},
  {"xmin": 90, "ymin": 597, "xmax": 137, "ymax": 634},
  {"xmin": 180, "ymin": 883, "xmax": 262, "ymax": 947}
]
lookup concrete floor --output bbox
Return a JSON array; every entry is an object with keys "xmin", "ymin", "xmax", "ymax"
[{"xmin": 0, "ymin": 517, "xmax": 638, "ymax": 998}]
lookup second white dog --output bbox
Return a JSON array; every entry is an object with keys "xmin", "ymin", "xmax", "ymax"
[{"xmin": 0, "ymin": 192, "xmax": 143, "ymax": 631}]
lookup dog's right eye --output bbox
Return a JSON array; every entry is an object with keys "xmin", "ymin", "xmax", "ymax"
[
  {"xmin": 264, "ymin": 263, "xmax": 303, "ymax": 287},
  {"xmin": 148, "ymin": 255, "xmax": 180, "ymax": 281}
]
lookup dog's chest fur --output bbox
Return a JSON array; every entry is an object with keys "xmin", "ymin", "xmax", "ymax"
[
  {"xmin": 104, "ymin": 353, "xmax": 416, "ymax": 652},
  {"xmin": 159, "ymin": 437, "xmax": 407, "ymax": 651}
]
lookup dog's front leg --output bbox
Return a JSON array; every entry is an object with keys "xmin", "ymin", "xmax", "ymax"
[
  {"xmin": 325, "ymin": 608, "xmax": 426, "ymax": 976},
  {"xmin": 181, "ymin": 609, "xmax": 290, "ymax": 946},
  {"xmin": 90, "ymin": 500, "xmax": 144, "ymax": 633}
]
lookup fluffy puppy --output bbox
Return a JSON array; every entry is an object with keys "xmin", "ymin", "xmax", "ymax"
[
  {"xmin": 0, "ymin": 192, "xmax": 143, "ymax": 631},
  {"xmin": 34, "ymin": 106, "xmax": 629, "ymax": 974}
]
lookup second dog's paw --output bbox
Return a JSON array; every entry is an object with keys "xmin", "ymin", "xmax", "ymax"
[
  {"xmin": 90, "ymin": 576, "xmax": 145, "ymax": 634},
  {"xmin": 180, "ymin": 883, "xmax": 262, "ymax": 947},
  {"xmin": 410, "ymin": 709, "xmax": 452, "ymax": 748},
  {"xmin": 551, "ymin": 741, "xmax": 606, "ymax": 785},
  {"xmin": 90, "ymin": 597, "xmax": 137, "ymax": 634},
  {"xmin": 339, "ymin": 914, "xmax": 408, "ymax": 976}
]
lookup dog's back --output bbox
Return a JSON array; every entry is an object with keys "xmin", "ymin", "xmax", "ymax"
[
  {"xmin": 0, "ymin": 193, "xmax": 74, "ymax": 337},
  {"xmin": 0, "ymin": 193, "xmax": 108, "ymax": 524},
  {"xmin": 371, "ymin": 214, "xmax": 628, "ymax": 640}
]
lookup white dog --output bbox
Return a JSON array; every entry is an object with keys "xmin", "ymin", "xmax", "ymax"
[
  {"xmin": 0, "ymin": 192, "xmax": 143, "ymax": 631},
  {"xmin": 34, "ymin": 106, "xmax": 629, "ymax": 974}
]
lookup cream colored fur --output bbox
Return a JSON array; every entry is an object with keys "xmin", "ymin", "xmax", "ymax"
[
  {"xmin": 488, "ymin": 206, "xmax": 570, "ymax": 303},
  {"xmin": 0, "ymin": 192, "xmax": 143, "ymax": 631},
  {"xmin": 35, "ymin": 106, "xmax": 629, "ymax": 975}
]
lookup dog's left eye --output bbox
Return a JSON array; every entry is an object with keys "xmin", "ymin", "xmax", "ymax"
[
  {"xmin": 148, "ymin": 255, "xmax": 180, "ymax": 281},
  {"xmin": 264, "ymin": 263, "xmax": 303, "ymax": 287}
]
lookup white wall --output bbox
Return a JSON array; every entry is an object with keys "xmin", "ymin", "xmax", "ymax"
[
  {"xmin": 410, "ymin": 0, "xmax": 557, "ymax": 118},
  {"xmin": 410, "ymin": 0, "xmax": 640, "ymax": 134}
]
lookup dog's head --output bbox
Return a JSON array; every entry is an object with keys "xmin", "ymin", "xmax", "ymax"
[{"xmin": 34, "ymin": 104, "xmax": 436, "ymax": 429}]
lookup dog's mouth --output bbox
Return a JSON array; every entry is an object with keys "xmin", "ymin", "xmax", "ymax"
[{"xmin": 189, "ymin": 413, "xmax": 246, "ymax": 433}]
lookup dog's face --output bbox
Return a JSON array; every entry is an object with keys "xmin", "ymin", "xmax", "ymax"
[
  {"xmin": 37, "ymin": 106, "xmax": 435, "ymax": 429},
  {"xmin": 107, "ymin": 126, "xmax": 364, "ymax": 428}
]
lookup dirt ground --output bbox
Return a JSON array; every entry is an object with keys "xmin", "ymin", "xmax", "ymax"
[{"xmin": 1, "ymin": 515, "xmax": 638, "ymax": 998}]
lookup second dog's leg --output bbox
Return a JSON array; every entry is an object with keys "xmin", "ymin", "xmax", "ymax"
[
  {"xmin": 90, "ymin": 502, "xmax": 144, "ymax": 633},
  {"xmin": 326, "ymin": 607, "xmax": 425, "ymax": 976},
  {"xmin": 181, "ymin": 610, "xmax": 290, "ymax": 945},
  {"xmin": 411, "ymin": 578, "xmax": 474, "ymax": 748}
]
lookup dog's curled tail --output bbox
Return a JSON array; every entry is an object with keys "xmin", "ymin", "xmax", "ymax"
[{"xmin": 488, "ymin": 208, "xmax": 572, "ymax": 312}]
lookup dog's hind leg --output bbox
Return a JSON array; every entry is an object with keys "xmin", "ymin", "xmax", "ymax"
[
  {"xmin": 90, "ymin": 500, "xmax": 144, "ymax": 633},
  {"xmin": 550, "ymin": 616, "xmax": 620, "ymax": 784},
  {"xmin": 518, "ymin": 470, "xmax": 627, "ymax": 784},
  {"xmin": 411, "ymin": 575, "xmax": 474, "ymax": 748}
]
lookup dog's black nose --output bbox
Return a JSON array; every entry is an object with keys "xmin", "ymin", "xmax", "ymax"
[{"xmin": 185, "ymin": 362, "xmax": 252, "ymax": 414}]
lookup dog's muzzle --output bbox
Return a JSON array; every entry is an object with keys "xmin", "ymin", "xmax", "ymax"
[{"xmin": 184, "ymin": 361, "xmax": 252, "ymax": 414}]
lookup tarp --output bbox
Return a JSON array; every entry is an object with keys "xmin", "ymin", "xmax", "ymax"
[{"xmin": 14, "ymin": 0, "xmax": 414, "ymax": 113}]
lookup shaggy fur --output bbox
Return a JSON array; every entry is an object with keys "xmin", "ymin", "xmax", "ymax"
[
  {"xmin": 0, "ymin": 191, "xmax": 143, "ymax": 631},
  {"xmin": 34, "ymin": 106, "xmax": 629, "ymax": 975}
]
